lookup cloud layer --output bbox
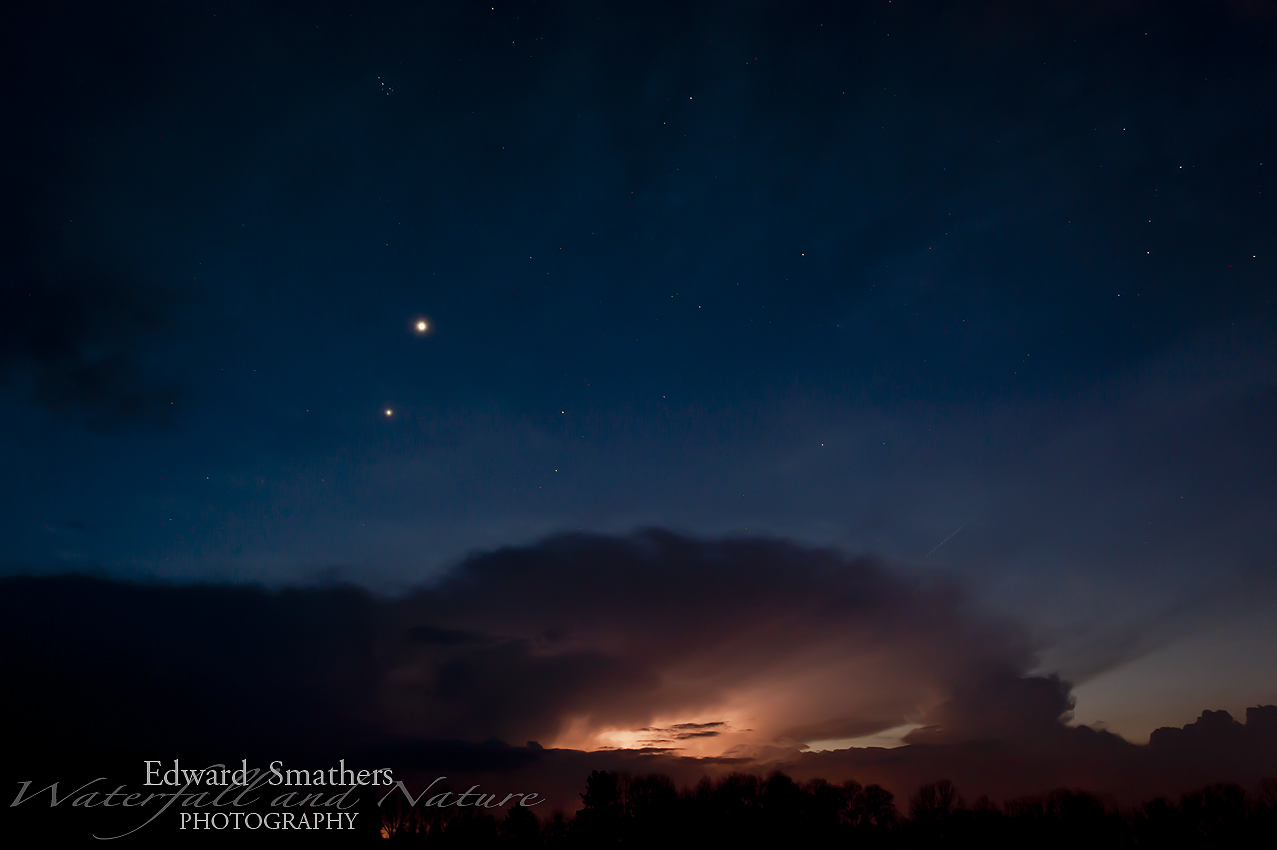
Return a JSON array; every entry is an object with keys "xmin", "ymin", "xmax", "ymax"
[
  {"xmin": 4, "ymin": 531, "xmax": 1274, "ymax": 811},
  {"xmin": 1, "ymin": 531, "xmax": 1070, "ymax": 759},
  {"xmin": 380, "ymin": 530, "xmax": 1067, "ymax": 752}
]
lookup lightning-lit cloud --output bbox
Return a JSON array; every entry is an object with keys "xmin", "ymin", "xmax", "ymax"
[
  {"xmin": 4, "ymin": 533, "xmax": 1273, "ymax": 810},
  {"xmin": 377, "ymin": 530, "xmax": 1072, "ymax": 755},
  {"xmin": 0, "ymin": 530, "xmax": 1073, "ymax": 759}
]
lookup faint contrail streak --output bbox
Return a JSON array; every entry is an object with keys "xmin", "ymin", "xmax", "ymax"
[{"xmin": 925, "ymin": 524, "xmax": 966, "ymax": 558}]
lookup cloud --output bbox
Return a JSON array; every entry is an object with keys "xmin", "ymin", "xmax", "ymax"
[
  {"xmin": 774, "ymin": 705, "xmax": 1277, "ymax": 807},
  {"xmin": 0, "ymin": 175, "xmax": 181, "ymax": 430},
  {"xmin": 0, "ymin": 575, "xmax": 383, "ymax": 759},
  {"xmin": 903, "ymin": 669, "xmax": 1075, "ymax": 745},
  {"xmin": 374, "ymin": 530, "xmax": 1073, "ymax": 752},
  {"xmin": 2, "ymin": 534, "xmax": 1274, "ymax": 810},
  {"xmin": 0, "ymin": 530, "xmax": 1072, "ymax": 760}
]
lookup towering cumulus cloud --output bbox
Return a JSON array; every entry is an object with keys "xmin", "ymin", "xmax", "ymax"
[
  {"xmin": 0, "ymin": 530, "xmax": 1076, "ymax": 761},
  {"xmin": 381, "ymin": 530, "xmax": 1068, "ymax": 752},
  {"xmin": 4, "ymin": 531, "xmax": 1273, "ymax": 809}
]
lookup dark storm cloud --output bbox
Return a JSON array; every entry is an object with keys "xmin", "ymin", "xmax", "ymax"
[
  {"xmin": 0, "ymin": 531, "xmax": 1072, "ymax": 760},
  {"xmin": 0, "ymin": 573, "xmax": 383, "ymax": 760},
  {"xmin": 376, "ymin": 530, "xmax": 1070, "ymax": 749},
  {"xmin": 778, "ymin": 705, "xmax": 1277, "ymax": 807},
  {"xmin": 0, "ymin": 177, "xmax": 182, "ymax": 430},
  {"xmin": 4, "ymin": 531, "xmax": 1273, "ymax": 810},
  {"xmin": 902, "ymin": 670, "xmax": 1075, "ymax": 746},
  {"xmin": 377, "ymin": 705, "xmax": 1277, "ymax": 811}
]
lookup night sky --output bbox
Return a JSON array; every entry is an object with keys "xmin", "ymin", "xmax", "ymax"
[{"xmin": 3, "ymin": 0, "xmax": 1276, "ymax": 807}]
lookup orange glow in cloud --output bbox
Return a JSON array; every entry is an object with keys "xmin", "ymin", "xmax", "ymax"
[{"xmin": 374, "ymin": 532, "xmax": 1072, "ymax": 757}]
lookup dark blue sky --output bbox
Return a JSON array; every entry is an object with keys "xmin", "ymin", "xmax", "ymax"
[{"xmin": 2, "ymin": 0, "xmax": 1275, "ymax": 741}]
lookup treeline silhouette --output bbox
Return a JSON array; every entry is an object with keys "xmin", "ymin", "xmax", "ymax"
[{"xmin": 381, "ymin": 770, "xmax": 1277, "ymax": 847}]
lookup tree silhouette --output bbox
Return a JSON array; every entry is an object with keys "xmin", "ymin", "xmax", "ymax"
[
  {"xmin": 624, "ymin": 773, "xmax": 680, "ymax": 846},
  {"xmin": 910, "ymin": 778, "xmax": 962, "ymax": 821},
  {"xmin": 373, "ymin": 769, "xmax": 1277, "ymax": 848},
  {"xmin": 1179, "ymin": 783, "xmax": 1250, "ymax": 845},
  {"xmin": 499, "ymin": 803, "xmax": 542, "ymax": 848},
  {"xmin": 908, "ymin": 778, "xmax": 962, "ymax": 843},
  {"xmin": 572, "ymin": 769, "xmax": 624, "ymax": 847}
]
